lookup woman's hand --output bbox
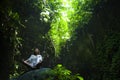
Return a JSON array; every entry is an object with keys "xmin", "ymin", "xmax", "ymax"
[{"xmin": 22, "ymin": 59, "xmax": 27, "ymax": 63}]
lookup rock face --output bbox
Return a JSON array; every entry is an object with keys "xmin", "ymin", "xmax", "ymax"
[{"xmin": 15, "ymin": 68, "xmax": 54, "ymax": 80}]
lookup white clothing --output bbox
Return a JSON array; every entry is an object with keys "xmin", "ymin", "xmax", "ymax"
[{"xmin": 27, "ymin": 54, "xmax": 43, "ymax": 68}]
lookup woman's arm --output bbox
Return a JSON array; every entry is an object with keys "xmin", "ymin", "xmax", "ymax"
[
  {"xmin": 39, "ymin": 55, "xmax": 43, "ymax": 63},
  {"xmin": 22, "ymin": 55, "xmax": 34, "ymax": 68}
]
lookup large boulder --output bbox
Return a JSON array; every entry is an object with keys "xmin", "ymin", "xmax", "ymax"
[{"xmin": 14, "ymin": 68, "xmax": 54, "ymax": 80}]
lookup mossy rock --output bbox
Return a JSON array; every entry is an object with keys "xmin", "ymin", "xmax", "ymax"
[{"xmin": 15, "ymin": 68, "xmax": 54, "ymax": 80}]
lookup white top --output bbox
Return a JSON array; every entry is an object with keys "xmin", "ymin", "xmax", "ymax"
[{"xmin": 27, "ymin": 54, "xmax": 43, "ymax": 68}]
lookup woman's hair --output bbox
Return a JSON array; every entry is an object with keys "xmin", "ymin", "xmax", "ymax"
[{"xmin": 34, "ymin": 48, "xmax": 40, "ymax": 55}]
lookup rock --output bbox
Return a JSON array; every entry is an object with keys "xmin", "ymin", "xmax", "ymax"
[{"xmin": 16, "ymin": 68, "xmax": 54, "ymax": 80}]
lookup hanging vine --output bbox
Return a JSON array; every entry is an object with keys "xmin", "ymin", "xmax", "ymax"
[{"xmin": 37, "ymin": 0, "xmax": 99, "ymax": 57}]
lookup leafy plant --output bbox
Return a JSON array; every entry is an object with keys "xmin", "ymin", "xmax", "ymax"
[{"xmin": 52, "ymin": 64, "xmax": 84, "ymax": 80}]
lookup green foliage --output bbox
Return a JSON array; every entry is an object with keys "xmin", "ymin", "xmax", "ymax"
[
  {"xmin": 2, "ymin": 0, "xmax": 120, "ymax": 80},
  {"xmin": 0, "ymin": 5, "xmax": 22, "ymax": 79},
  {"xmin": 48, "ymin": 64, "xmax": 84, "ymax": 80},
  {"xmin": 46, "ymin": 0, "xmax": 99, "ymax": 56},
  {"xmin": 94, "ymin": 33, "xmax": 120, "ymax": 80}
]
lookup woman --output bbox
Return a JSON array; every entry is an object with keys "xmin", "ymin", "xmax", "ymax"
[{"xmin": 23, "ymin": 48, "xmax": 43, "ymax": 69}]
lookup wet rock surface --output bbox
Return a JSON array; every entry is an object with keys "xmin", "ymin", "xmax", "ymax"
[{"xmin": 13, "ymin": 68, "xmax": 54, "ymax": 80}]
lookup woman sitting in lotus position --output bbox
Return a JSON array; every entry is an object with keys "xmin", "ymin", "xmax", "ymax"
[{"xmin": 23, "ymin": 48, "xmax": 43, "ymax": 69}]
